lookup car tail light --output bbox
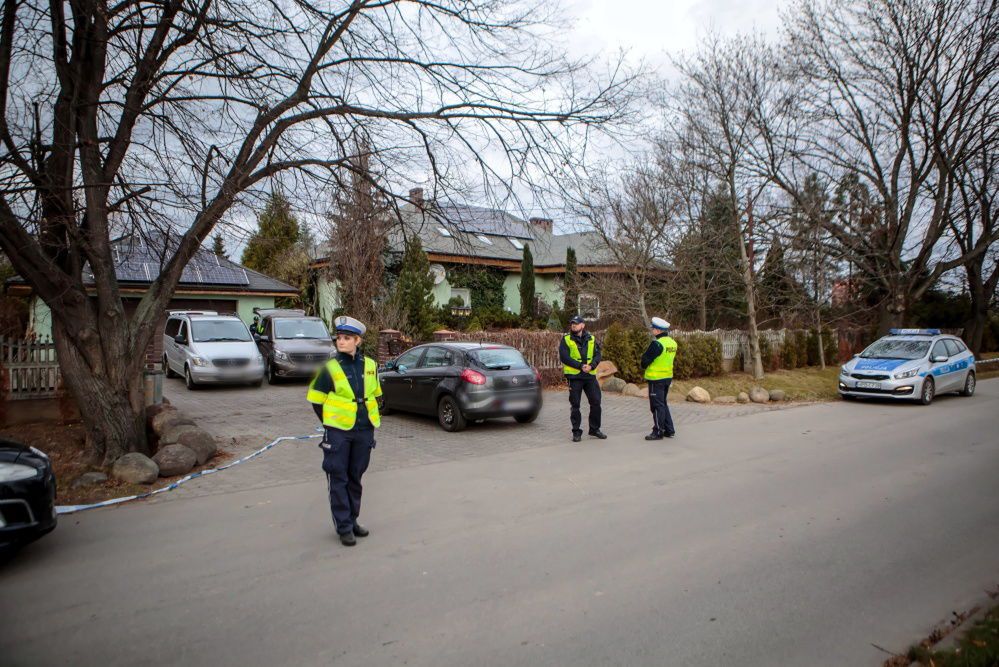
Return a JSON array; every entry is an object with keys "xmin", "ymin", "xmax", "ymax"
[
  {"xmin": 533, "ymin": 366, "xmax": 542, "ymax": 383},
  {"xmin": 461, "ymin": 369, "xmax": 487, "ymax": 385}
]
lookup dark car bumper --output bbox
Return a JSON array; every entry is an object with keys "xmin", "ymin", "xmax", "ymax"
[
  {"xmin": 458, "ymin": 387, "xmax": 543, "ymax": 418},
  {"xmin": 0, "ymin": 469, "xmax": 57, "ymax": 546}
]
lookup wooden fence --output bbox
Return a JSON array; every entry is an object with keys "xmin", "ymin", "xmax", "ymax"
[{"xmin": 0, "ymin": 335, "xmax": 63, "ymax": 400}]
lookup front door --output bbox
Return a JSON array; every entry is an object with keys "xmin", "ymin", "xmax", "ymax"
[
  {"xmin": 407, "ymin": 346, "xmax": 457, "ymax": 415},
  {"xmin": 381, "ymin": 347, "xmax": 425, "ymax": 412}
]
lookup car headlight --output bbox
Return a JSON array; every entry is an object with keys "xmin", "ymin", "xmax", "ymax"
[
  {"xmin": 274, "ymin": 350, "xmax": 290, "ymax": 361},
  {"xmin": 894, "ymin": 368, "xmax": 919, "ymax": 379},
  {"xmin": 0, "ymin": 462, "xmax": 39, "ymax": 483},
  {"xmin": 191, "ymin": 357, "xmax": 210, "ymax": 367}
]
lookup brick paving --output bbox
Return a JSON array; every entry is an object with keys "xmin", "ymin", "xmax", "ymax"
[{"xmin": 161, "ymin": 377, "xmax": 798, "ymax": 500}]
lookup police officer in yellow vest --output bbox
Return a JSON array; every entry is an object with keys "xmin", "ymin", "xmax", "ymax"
[
  {"xmin": 307, "ymin": 316, "xmax": 382, "ymax": 546},
  {"xmin": 559, "ymin": 315, "xmax": 607, "ymax": 442},
  {"xmin": 640, "ymin": 317, "xmax": 677, "ymax": 440}
]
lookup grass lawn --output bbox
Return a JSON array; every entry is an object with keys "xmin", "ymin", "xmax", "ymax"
[
  {"xmin": 978, "ymin": 351, "xmax": 999, "ymax": 380},
  {"xmin": 904, "ymin": 603, "xmax": 999, "ymax": 667},
  {"xmin": 670, "ymin": 366, "xmax": 841, "ymax": 402}
]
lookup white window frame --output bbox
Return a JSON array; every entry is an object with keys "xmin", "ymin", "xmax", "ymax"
[
  {"xmin": 508, "ymin": 238, "xmax": 524, "ymax": 250},
  {"xmin": 450, "ymin": 287, "xmax": 471, "ymax": 308},
  {"xmin": 578, "ymin": 293, "xmax": 600, "ymax": 321}
]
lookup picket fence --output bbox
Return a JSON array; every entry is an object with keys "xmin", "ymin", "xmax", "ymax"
[{"xmin": 0, "ymin": 335, "xmax": 62, "ymax": 400}]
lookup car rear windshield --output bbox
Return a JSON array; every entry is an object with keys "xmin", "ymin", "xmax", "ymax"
[
  {"xmin": 274, "ymin": 319, "xmax": 331, "ymax": 340},
  {"xmin": 470, "ymin": 348, "xmax": 529, "ymax": 370},
  {"xmin": 191, "ymin": 320, "xmax": 252, "ymax": 342},
  {"xmin": 860, "ymin": 339, "xmax": 931, "ymax": 360}
]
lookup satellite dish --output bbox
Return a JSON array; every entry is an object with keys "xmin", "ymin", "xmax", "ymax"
[{"xmin": 429, "ymin": 264, "xmax": 446, "ymax": 285}]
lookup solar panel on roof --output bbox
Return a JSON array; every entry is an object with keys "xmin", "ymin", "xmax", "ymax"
[{"xmin": 105, "ymin": 234, "xmax": 250, "ymax": 286}]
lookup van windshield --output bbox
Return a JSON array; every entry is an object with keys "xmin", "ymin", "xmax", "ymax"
[
  {"xmin": 191, "ymin": 320, "xmax": 252, "ymax": 342},
  {"xmin": 274, "ymin": 319, "xmax": 331, "ymax": 340},
  {"xmin": 860, "ymin": 339, "xmax": 930, "ymax": 360}
]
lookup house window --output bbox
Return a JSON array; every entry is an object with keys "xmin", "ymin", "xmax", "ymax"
[
  {"xmin": 438, "ymin": 226, "xmax": 452, "ymax": 237},
  {"xmin": 476, "ymin": 234, "xmax": 493, "ymax": 245},
  {"xmin": 450, "ymin": 288, "xmax": 471, "ymax": 308},
  {"xmin": 578, "ymin": 293, "xmax": 600, "ymax": 321},
  {"xmin": 508, "ymin": 238, "xmax": 524, "ymax": 250}
]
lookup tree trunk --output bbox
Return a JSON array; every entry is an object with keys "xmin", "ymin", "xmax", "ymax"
[
  {"xmin": 698, "ymin": 262, "xmax": 708, "ymax": 330},
  {"xmin": 735, "ymin": 222, "xmax": 764, "ymax": 379},
  {"xmin": 51, "ymin": 314, "xmax": 148, "ymax": 466},
  {"xmin": 963, "ymin": 266, "xmax": 989, "ymax": 355},
  {"xmin": 815, "ymin": 307, "xmax": 826, "ymax": 370}
]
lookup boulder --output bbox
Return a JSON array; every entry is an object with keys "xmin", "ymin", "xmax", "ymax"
[
  {"xmin": 112, "ymin": 453, "xmax": 159, "ymax": 485},
  {"xmin": 749, "ymin": 386, "xmax": 771, "ymax": 404},
  {"xmin": 150, "ymin": 409, "xmax": 194, "ymax": 436},
  {"xmin": 622, "ymin": 383, "xmax": 644, "ymax": 397},
  {"xmin": 602, "ymin": 376, "xmax": 628, "ymax": 393},
  {"xmin": 71, "ymin": 471, "xmax": 109, "ymax": 489},
  {"xmin": 769, "ymin": 389, "xmax": 787, "ymax": 402},
  {"xmin": 716, "ymin": 395, "xmax": 737, "ymax": 404},
  {"xmin": 737, "ymin": 392, "xmax": 750, "ymax": 404},
  {"xmin": 177, "ymin": 429, "xmax": 218, "ymax": 465},
  {"xmin": 159, "ymin": 423, "xmax": 200, "ymax": 446},
  {"xmin": 686, "ymin": 386, "xmax": 712, "ymax": 403},
  {"xmin": 153, "ymin": 444, "xmax": 197, "ymax": 477},
  {"xmin": 594, "ymin": 360, "xmax": 619, "ymax": 381}
]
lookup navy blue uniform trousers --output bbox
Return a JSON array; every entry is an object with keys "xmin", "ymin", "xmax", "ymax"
[
  {"xmin": 647, "ymin": 378, "xmax": 675, "ymax": 436},
  {"xmin": 321, "ymin": 427, "xmax": 374, "ymax": 535},
  {"xmin": 568, "ymin": 377, "xmax": 602, "ymax": 436}
]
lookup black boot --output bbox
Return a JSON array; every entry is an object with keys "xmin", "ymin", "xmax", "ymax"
[
  {"xmin": 645, "ymin": 432, "xmax": 663, "ymax": 441},
  {"xmin": 589, "ymin": 430, "xmax": 608, "ymax": 439},
  {"xmin": 353, "ymin": 523, "xmax": 369, "ymax": 538},
  {"xmin": 572, "ymin": 433, "xmax": 582, "ymax": 443},
  {"xmin": 340, "ymin": 531, "xmax": 357, "ymax": 546}
]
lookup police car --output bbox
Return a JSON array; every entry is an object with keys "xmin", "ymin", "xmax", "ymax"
[{"xmin": 838, "ymin": 329, "xmax": 976, "ymax": 405}]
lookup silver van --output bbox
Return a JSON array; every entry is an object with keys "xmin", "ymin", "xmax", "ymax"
[
  {"xmin": 162, "ymin": 311, "xmax": 265, "ymax": 389},
  {"xmin": 251, "ymin": 308, "xmax": 334, "ymax": 384}
]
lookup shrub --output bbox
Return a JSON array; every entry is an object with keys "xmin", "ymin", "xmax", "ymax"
[
  {"xmin": 602, "ymin": 322, "xmax": 641, "ymax": 383},
  {"xmin": 759, "ymin": 335, "xmax": 779, "ymax": 372},
  {"xmin": 673, "ymin": 333, "xmax": 723, "ymax": 380}
]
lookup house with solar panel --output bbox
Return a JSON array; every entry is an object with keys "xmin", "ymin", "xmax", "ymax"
[
  {"xmin": 7, "ymin": 232, "xmax": 299, "ymax": 366},
  {"xmin": 311, "ymin": 188, "xmax": 618, "ymax": 322}
]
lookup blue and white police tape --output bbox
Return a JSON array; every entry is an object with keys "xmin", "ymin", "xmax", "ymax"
[{"xmin": 55, "ymin": 430, "xmax": 324, "ymax": 515}]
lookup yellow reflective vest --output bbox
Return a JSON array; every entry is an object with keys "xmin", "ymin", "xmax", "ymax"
[
  {"xmin": 563, "ymin": 334, "xmax": 596, "ymax": 376},
  {"xmin": 644, "ymin": 336, "xmax": 677, "ymax": 381},
  {"xmin": 307, "ymin": 357, "xmax": 382, "ymax": 430}
]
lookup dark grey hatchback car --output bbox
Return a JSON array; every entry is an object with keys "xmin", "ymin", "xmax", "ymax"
[{"xmin": 379, "ymin": 343, "xmax": 543, "ymax": 431}]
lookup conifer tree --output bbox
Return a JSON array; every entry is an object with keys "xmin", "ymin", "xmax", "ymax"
[
  {"xmin": 519, "ymin": 244, "xmax": 536, "ymax": 320},
  {"xmin": 241, "ymin": 193, "xmax": 301, "ymax": 277},
  {"xmin": 394, "ymin": 236, "xmax": 437, "ymax": 339}
]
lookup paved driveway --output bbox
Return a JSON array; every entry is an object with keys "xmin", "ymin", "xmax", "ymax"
[{"xmin": 162, "ymin": 376, "xmax": 790, "ymax": 499}]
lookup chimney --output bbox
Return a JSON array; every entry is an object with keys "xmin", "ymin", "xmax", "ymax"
[
  {"xmin": 529, "ymin": 217, "xmax": 553, "ymax": 234},
  {"xmin": 409, "ymin": 188, "xmax": 424, "ymax": 206}
]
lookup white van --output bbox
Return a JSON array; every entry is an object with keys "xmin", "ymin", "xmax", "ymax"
[{"xmin": 162, "ymin": 311, "xmax": 265, "ymax": 389}]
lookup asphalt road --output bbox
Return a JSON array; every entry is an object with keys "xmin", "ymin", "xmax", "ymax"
[{"xmin": 3, "ymin": 381, "xmax": 997, "ymax": 666}]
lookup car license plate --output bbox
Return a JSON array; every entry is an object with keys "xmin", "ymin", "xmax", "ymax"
[
  {"xmin": 857, "ymin": 380, "xmax": 881, "ymax": 390},
  {"xmin": 505, "ymin": 399, "xmax": 534, "ymax": 412}
]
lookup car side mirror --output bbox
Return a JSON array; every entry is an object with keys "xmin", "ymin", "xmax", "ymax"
[
  {"xmin": 930, "ymin": 355, "xmax": 948, "ymax": 363},
  {"xmin": 174, "ymin": 334, "xmax": 186, "ymax": 345}
]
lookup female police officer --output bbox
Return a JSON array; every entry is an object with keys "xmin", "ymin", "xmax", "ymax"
[{"xmin": 306, "ymin": 316, "xmax": 382, "ymax": 546}]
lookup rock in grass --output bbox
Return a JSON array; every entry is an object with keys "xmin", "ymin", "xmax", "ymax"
[
  {"xmin": 622, "ymin": 383, "xmax": 645, "ymax": 397},
  {"xmin": 602, "ymin": 376, "xmax": 627, "ymax": 393},
  {"xmin": 112, "ymin": 453, "xmax": 159, "ymax": 485},
  {"xmin": 153, "ymin": 444, "xmax": 197, "ymax": 477},
  {"xmin": 71, "ymin": 471, "xmax": 109, "ymax": 489},
  {"xmin": 769, "ymin": 389, "xmax": 787, "ymax": 402},
  {"xmin": 749, "ymin": 386, "xmax": 770, "ymax": 404},
  {"xmin": 686, "ymin": 387, "xmax": 712, "ymax": 403},
  {"xmin": 159, "ymin": 424, "xmax": 200, "ymax": 446},
  {"xmin": 737, "ymin": 392, "xmax": 750, "ymax": 404},
  {"xmin": 716, "ymin": 395, "xmax": 737, "ymax": 404}
]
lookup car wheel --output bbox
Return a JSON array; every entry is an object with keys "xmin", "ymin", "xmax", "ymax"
[
  {"xmin": 437, "ymin": 395, "xmax": 467, "ymax": 432},
  {"xmin": 162, "ymin": 355, "xmax": 178, "ymax": 378},
  {"xmin": 514, "ymin": 411, "xmax": 539, "ymax": 424},
  {"xmin": 266, "ymin": 361, "xmax": 280, "ymax": 385},
  {"xmin": 919, "ymin": 377, "xmax": 934, "ymax": 405},
  {"xmin": 185, "ymin": 365, "xmax": 199, "ymax": 391},
  {"xmin": 960, "ymin": 371, "xmax": 976, "ymax": 397}
]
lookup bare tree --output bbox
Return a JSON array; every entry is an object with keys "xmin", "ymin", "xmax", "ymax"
[
  {"xmin": 672, "ymin": 33, "xmax": 775, "ymax": 378},
  {"xmin": 0, "ymin": 0, "xmax": 633, "ymax": 463},
  {"xmin": 778, "ymin": 0, "xmax": 999, "ymax": 333}
]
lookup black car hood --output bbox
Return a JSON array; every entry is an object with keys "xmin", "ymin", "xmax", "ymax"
[{"xmin": 0, "ymin": 439, "xmax": 48, "ymax": 470}]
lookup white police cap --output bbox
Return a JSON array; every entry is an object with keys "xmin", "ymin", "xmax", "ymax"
[
  {"xmin": 650, "ymin": 317, "xmax": 670, "ymax": 330},
  {"xmin": 334, "ymin": 316, "xmax": 366, "ymax": 336}
]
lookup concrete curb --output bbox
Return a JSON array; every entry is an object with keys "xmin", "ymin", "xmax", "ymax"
[{"xmin": 907, "ymin": 591, "xmax": 997, "ymax": 666}]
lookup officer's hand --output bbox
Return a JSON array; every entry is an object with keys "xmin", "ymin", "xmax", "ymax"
[{"xmin": 582, "ymin": 364, "xmax": 592, "ymax": 373}]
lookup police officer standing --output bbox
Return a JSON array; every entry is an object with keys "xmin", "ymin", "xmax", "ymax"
[
  {"xmin": 559, "ymin": 315, "xmax": 607, "ymax": 443},
  {"xmin": 640, "ymin": 317, "xmax": 678, "ymax": 440},
  {"xmin": 307, "ymin": 316, "xmax": 382, "ymax": 546}
]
